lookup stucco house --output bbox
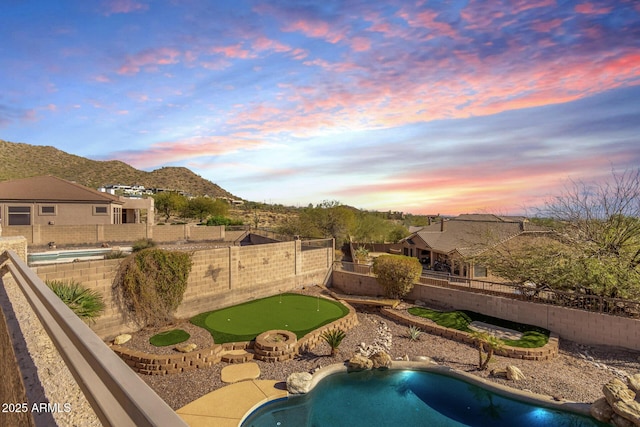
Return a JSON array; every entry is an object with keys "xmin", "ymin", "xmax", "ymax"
[
  {"xmin": 0, "ymin": 175, "xmax": 152, "ymax": 229},
  {"xmin": 400, "ymin": 214, "xmax": 547, "ymax": 280}
]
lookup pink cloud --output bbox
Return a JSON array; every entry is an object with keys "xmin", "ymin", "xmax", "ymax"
[
  {"xmin": 282, "ymin": 19, "xmax": 346, "ymax": 44},
  {"xmin": 117, "ymin": 47, "xmax": 180, "ymax": 75},
  {"xmin": 102, "ymin": 0, "xmax": 148, "ymax": 15},
  {"xmin": 531, "ymin": 18, "xmax": 564, "ymax": 33},
  {"xmin": 210, "ymin": 44, "xmax": 253, "ymax": 59},
  {"xmin": 574, "ymin": 3, "xmax": 613, "ymax": 14},
  {"xmin": 113, "ymin": 135, "xmax": 266, "ymax": 169},
  {"xmin": 93, "ymin": 75, "xmax": 111, "ymax": 83},
  {"xmin": 351, "ymin": 37, "xmax": 371, "ymax": 52}
]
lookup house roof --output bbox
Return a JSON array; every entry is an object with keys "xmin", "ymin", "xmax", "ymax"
[
  {"xmin": 405, "ymin": 214, "xmax": 548, "ymax": 257},
  {"xmin": 0, "ymin": 175, "xmax": 122, "ymax": 204}
]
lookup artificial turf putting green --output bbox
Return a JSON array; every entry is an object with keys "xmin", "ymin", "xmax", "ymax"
[
  {"xmin": 190, "ymin": 293, "xmax": 350, "ymax": 344},
  {"xmin": 149, "ymin": 329, "xmax": 190, "ymax": 347},
  {"xmin": 407, "ymin": 307, "xmax": 550, "ymax": 348}
]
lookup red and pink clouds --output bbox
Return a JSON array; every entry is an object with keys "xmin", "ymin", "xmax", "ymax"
[{"xmin": 1, "ymin": 0, "xmax": 639, "ymax": 214}]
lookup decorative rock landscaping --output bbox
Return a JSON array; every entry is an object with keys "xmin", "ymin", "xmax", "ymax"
[{"xmin": 590, "ymin": 376, "xmax": 640, "ymax": 426}]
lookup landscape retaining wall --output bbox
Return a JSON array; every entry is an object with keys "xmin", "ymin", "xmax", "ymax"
[
  {"xmin": 3, "ymin": 224, "xmax": 225, "ymax": 246},
  {"xmin": 110, "ymin": 298, "xmax": 358, "ymax": 374},
  {"xmin": 331, "ymin": 270, "xmax": 640, "ymax": 351},
  {"xmin": 33, "ymin": 240, "xmax": 333, "ymax": 339}
]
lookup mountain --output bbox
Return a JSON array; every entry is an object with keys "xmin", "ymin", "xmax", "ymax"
[{"xmin": 0, "ymin": 140, "xmax": 239, "ymax": 199}]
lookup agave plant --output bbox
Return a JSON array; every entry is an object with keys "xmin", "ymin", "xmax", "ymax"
[
  {"xmin": 321, "ymin": 328, "xmax": 347, "ymax": 357},
  {"xmin": 46, "ymin": 280, "xmax": 106, "ymax": 323},
  {"xmin": 407, "ymin": 325, "xmax": 422, "ymax": 342}
]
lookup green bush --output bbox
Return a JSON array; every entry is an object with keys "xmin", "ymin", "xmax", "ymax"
[
  {"xmin": 104, "ymin": 250, "xmax": 127, "ymax": 259},
  {"xmin": 205, "ymin": 216, "xmax": 244, "ymax": 226},
  {"xmin": 115, "ymin": 249, "xmax": 192, "ymax": 327},
  {"xmin": 46, "ymin": 280, "xmax": 105, "ymax": 323},
  {"xmin": 372, "ymin": 254, "xmax": 422, "ymax": 298},
  {"xmin": 132, "ymin": 238, "xmax": 156, "ymax": 252}
]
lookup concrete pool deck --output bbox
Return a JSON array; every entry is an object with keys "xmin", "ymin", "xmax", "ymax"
[
  {"xmin": 176, "ymin": 379, "xmax": 287, "ymax": 426},
  {"xmin": 176, "ymin": 361, "xmax": 594, "ymax": 427}
]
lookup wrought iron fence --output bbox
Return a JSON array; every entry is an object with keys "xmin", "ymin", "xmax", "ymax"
[{"xmin": 334, "ymin": 261, "xmax": 640, "ymax": 319}]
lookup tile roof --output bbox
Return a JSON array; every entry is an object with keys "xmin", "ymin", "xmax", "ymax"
[
  {"xmin": 0, "ymin": 175, "xmax": 122, "ymax": 204},
  {"xmin": 406, "ymin": 215, "xmax": 549, "ymax": 257}
]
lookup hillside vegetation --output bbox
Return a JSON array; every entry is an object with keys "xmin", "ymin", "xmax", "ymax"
[{"xmin": 0, "ymin": 139, "xmax": 237, "ymax": 199}]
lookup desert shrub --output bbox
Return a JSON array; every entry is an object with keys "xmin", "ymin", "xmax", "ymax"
[
  {"xmin": 46, "ymin": 280, "xmax": 105, "ymax": 323},
  {"xmin": 205, "ymin": 216, "xmax": 244, "ymax": 226},
  {"xmin": 115, "ymin": 249, "xmax": 192, "ymax": 327},
  {"xmin": 132, "ymin": 238, "xmax": 156, "ymax": 252},
  {"xmin": 104, "ymin": 250, "xmax": 127, "ymax": 259},
  {"xmin": 372, "ymin": 254, "xmax": 422, "ymax": 298}
]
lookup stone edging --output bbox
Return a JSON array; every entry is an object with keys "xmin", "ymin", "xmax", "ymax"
[
  {"xmin": 381, "ymin": 307, "xmax": 559, "ymax": 361},
  {"xmin": 112, "ymin": 298, "xmax": 359, "ymax": 374}
]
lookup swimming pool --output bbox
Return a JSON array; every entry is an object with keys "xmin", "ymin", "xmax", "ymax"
[
  {"xmin": 242, "ymin": 368, "xmax": 606, "ymax": 427},
  {"xmin": 28, "ymin": 248, "xmax": 130, "ymax": 265}
]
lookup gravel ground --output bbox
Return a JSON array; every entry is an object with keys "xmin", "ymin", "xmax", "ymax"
[{"xmin": 128, "ymin": 292, "xmax": 640, "ymax": 411}]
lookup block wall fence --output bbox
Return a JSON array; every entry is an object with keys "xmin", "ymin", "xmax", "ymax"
[
  {"xmin": 33, "ymin": 240, "xmax": 333, "ymax": 339},
  {"xmin": 331, "ymin": 270, "xmax": 640, "ymax": 352},
  {"xmin": 3, "ymin": 224, "xmax": 225, "ymax": 246}
]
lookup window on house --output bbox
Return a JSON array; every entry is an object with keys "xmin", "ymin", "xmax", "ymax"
[
  {"xmin": 94, "ymin": 206, "xmax": 108, "ymax": 215},
  {"xmin": 474, "ymin": 264, "xmax": 487, "ymax": 278},
  {"xmin": 8, "ymin": 206, "xmax": 31, "ymax": 225},
  {"xmin": 39, "ymin": 205, "xmax": 56, "ymax": 215}
]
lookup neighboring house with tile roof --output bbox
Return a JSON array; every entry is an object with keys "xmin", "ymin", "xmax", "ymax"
[
  {"xmin": 0, "ymin": 175, "xmax": 152, "ymax": 228},
  {"xmin": 400, "ymin": 214, "xmax": 548, "ymax": 280}
]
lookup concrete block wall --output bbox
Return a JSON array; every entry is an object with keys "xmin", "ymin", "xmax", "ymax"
[
  {"xmin": 34, "ymin": 240, "xmax": 333, "ymax": 339},
  {"xmin": 4, "ymin": 224, "xmax": 225, "ymax": 246},
  {"xmin": 331, "ymin": 270, "xmax": 640, "ymax": 351},
  {"xmin": 33, "ymin": 259, "xmax": 139, "ymax": 338}
]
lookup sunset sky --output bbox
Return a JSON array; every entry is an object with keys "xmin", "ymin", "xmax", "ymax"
[{"xmin": 2, "ymin": 0, "xmax": 639, "ymax": 215}]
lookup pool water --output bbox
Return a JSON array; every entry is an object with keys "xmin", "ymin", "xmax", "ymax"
[{"xmin": 242, "ymin": 370, "xmax": 606, "ymax": 427}]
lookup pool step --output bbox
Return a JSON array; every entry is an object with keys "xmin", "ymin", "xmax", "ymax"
[{"xmin": 221, "ymin": 349, "xmax": 255, "ymax": 364}]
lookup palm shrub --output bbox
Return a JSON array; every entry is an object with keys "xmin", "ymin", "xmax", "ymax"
[
  {"xmin": 321, "ymin": 329, "xmax": 347, "ymax": 356},
  {"xmin": 471, "ymin": 331, "xmax": 504, "ymax": 370},
  {"xmin": 407, "ymin": 325, "xmax": 422, "ymax": 341},
  {"xmin": 46, "ymin": 280, "xmax": 105, "ymax": 324}
]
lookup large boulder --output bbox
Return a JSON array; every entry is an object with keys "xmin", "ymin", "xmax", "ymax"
[
  {"xmin": 113, "ymin": 334, "xmax": 132, "ymax": 345},
  {"xmin": 628, "ymin": 374, "xmax": 640, "ymax": 393},
  {"xmin": 611, "ymin": 400, "xmax": 640, "ymax": 427},
  {"xmin": 348, "ymin": 354, "xmax": 373, "ymax": 371},
  {"xmin": 590, "ymin": 397, "xmax": 615, "ymax": 423},
  {"xmin": 370, "ymin": 351, "xmax": 392, "ymax": 369},
  {"xmin": 286, "ymin": 372, "xmax": 313, "ymax": 394},
  {"xmin": 604, "ymin": 378, "xmax": 637, "ymax": 405},
  {"xmin": 506, "ymin": 365, "xmax": 526, "ymax": 381},
  {"xmin": 175, "ymin": 343, "xmax": 197, "ymax": 353}
]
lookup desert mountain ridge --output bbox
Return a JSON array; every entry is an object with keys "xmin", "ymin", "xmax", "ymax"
[{"xmin": 0, "ymin": 140, "xmax": 239, "ymax": 199}]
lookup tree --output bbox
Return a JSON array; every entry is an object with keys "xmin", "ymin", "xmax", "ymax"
[
  {"xmin": 475, "ymin": 169, "xmax": 640, "ymax": 299},
  {"xmin": 470, "ymin": 331, "xmax": 503, "ymax": 370},
  {"xmin": 183, "ymin": 196, "xmax": 228, "ymax": 222},
  {"xmin": 153, "ymin": 192, "xmax": 187, "ymax": 222},
  {"xmin": 372, "ymin": 254, "xmax": 423, "ymax": 298}
]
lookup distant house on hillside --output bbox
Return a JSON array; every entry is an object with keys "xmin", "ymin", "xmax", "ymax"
[
  {"xmin": 0, "ymin": 175, "xmax": 153, "ymax": 229},
  {"xmin": 400, "ymin": 214, "xmax": 547, "ymax": 280}
]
